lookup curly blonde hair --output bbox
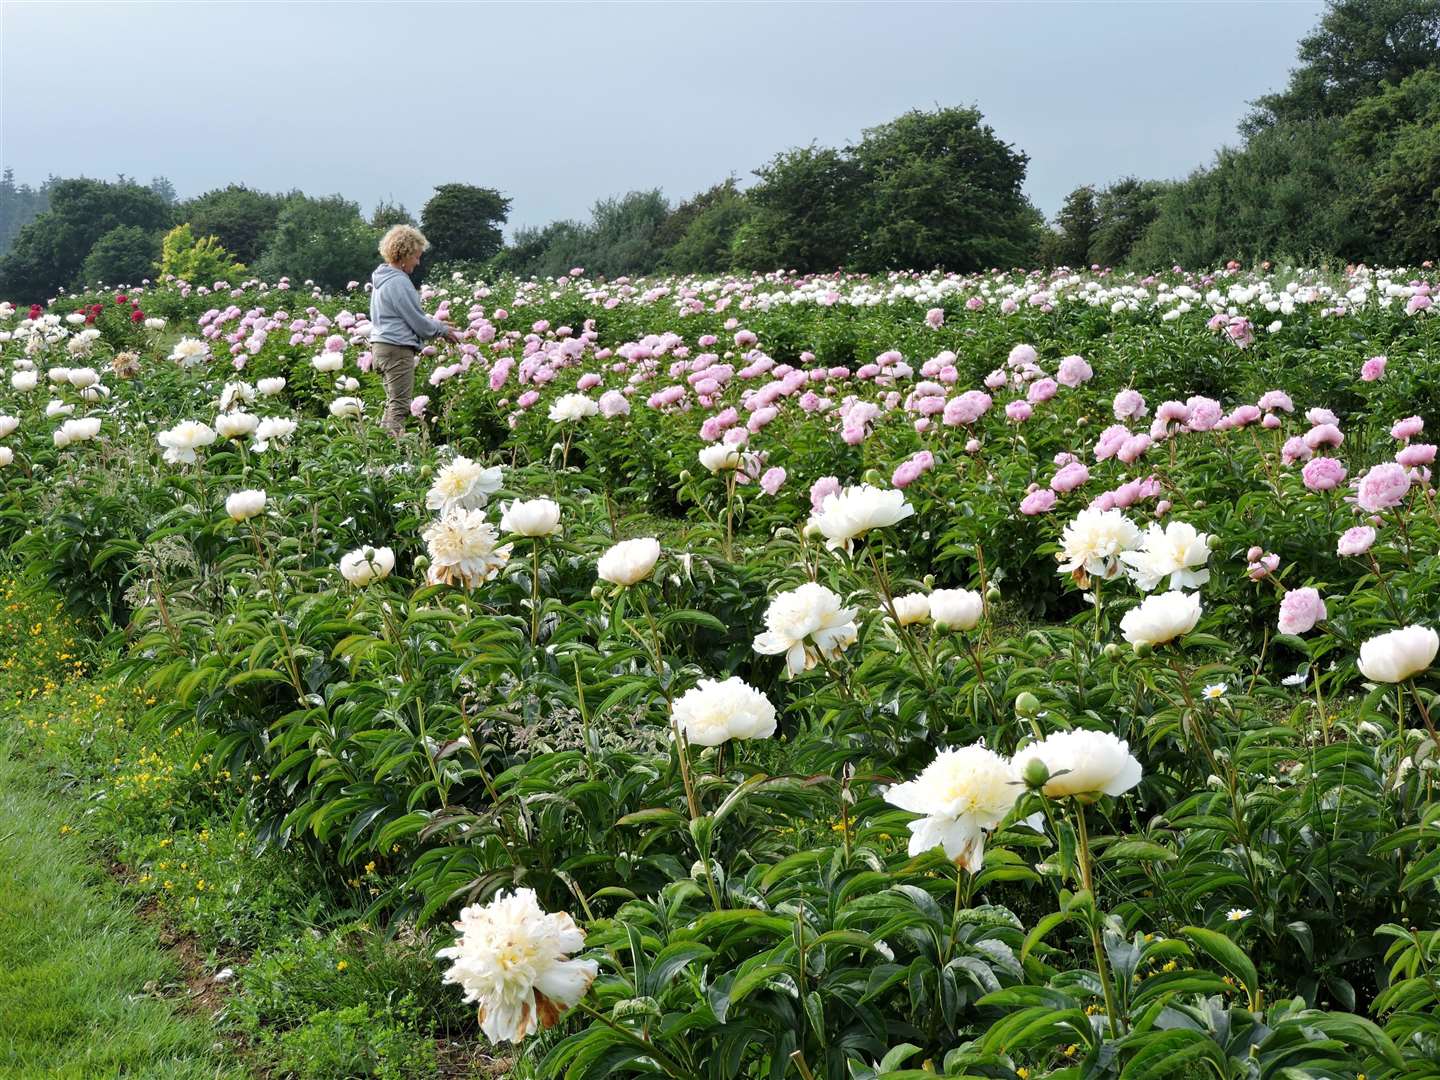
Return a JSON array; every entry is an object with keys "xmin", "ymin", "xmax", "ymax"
[{"xmin": 379, "ymin": 224, "xmax": 430, "ymax": 265}]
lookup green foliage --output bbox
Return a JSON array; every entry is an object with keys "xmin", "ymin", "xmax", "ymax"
[
  {"xmin": 181, "ymin": 184, "xmax": 286, "ymax": 266},
  {"xmin": 0, "ymin": 167, "xmax": 56, "ymax": 260},
  {"xmin": 420, "ymin": 183, "xmax": 511, "ymax": 263},
  {"xmin": 370, "ymin": 200, "xmax": 416, "ymax": 230},
  {"xmin": 79, "ymin": 224, "xmax": 162, "ymax": 288},
  {"xmin": 255, "ymin": 193, "xmax": 379, "ymax": 291},
  {"xmin": 266, "ymin": 1001, "xmax": 437, "ymax": 1080},
  {"xmin": 1049, "ymin": 185, "xmax": 1099, "ymax": 268},
  {"xmin": 742, "ymin": 144, "xmax": 864, "ymax": 272},
  {"xmin": 1090, "ymin": 177, "xmax": 1170, "ymax": 269},
  {"xmin": 160, "ymin": 223, "xmax": 246, "ymax": 284},
  {"xmin": 0, "ymin": 178, "xmax": 173, "ymax": 301},
  {"xmin": 663, "ymin": 184, "xmax": 754, "ymax": 273}
]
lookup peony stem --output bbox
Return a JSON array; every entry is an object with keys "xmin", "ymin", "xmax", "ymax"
[{"xmin": 1073, "ymin": 806, "xmax": 1120, "ymax": 1039}]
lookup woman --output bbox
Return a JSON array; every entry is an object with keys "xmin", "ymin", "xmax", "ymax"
[{"xmin": 369, "ymin": 225, "xmax": 457, "ymax": 433}]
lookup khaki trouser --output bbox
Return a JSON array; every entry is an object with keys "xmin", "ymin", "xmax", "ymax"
[{"xmin": 372, "ymin": 342, "xmax": 417, "ymax": 432}]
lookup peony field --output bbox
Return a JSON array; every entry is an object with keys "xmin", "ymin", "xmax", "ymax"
[{"xmin": 2, "ymin": 262, "xmax": 1439, "ymax": 1078}]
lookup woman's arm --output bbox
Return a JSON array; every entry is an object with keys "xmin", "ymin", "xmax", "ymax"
[{"xmin": 387, "ymin": 278, "xmax": 450, "ymax": 340}]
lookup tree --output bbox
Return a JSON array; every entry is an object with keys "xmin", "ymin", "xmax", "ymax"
[
  {"xmin": 148, "ymin": 176, "xmax": 178, "ymax": 205},
  {"xmin": 370, "ymin": 200, "xmax": 415, "ymax": 230},
  {"xmin": 742, "ymin": 145, "xmax": 864, "ymax": 271},
  {"xmin": 850, "ymin": 107, "xmax": 1036, "ymax": 272},
  {"xmin": 0, "ymin": 170, "xmax": 54, "ymax": 259},
  {"xmin": 420, "ymin": 184, "xmax": 511, "ymax": 263},
  {"xmin": 492, "ymin": 220, "xmax": 588, "ymax": 278},
  {"xmin": 254, "ymin": 194, "xmax": 378, "ymax": 290},
  {"xmin": 1051, "ymin": 185, "xmax": 1099, "ymax": 267},
  {"xmin": 79, "ymin": 225, "xmax": 162, "ymax": 287},
  {"xmin": 0, "ymin": 178, "xmax": 172, "ymax": 301},
  {"xmin": 160, "ymin": 224, "xmax": 245, "ymax": 283},
  {"xmin": 1089, "ymin": 178, "xmax": 1170, "ymax": 268},
  {"xmin": 182, "ymin": 185, "xmax": 286, "ymax": 266},
  {"xmin": 1338, "ymin": 69, "xmax": 1440, "ymax": 263},
  {"xmin": 663, "ymin": 186, "xmax": 754, "ymax": 273},
  {"xmin": 582, "ymin": 189, "xmax": 671, "ymax": 277},
  {"xmin": 1244, "ymin": 0, "xmax": 1440, "ymax": 134}
]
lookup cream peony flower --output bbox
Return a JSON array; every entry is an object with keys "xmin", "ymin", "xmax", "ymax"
[
  {"xmin": 156, "ymin": 420, "xmax": 217, "ymax": 464},
  {"xmin": 1120, "ymin": 590, "xmax": 1201, "ymax": 647},
  {"xmin": 884, "ymin": 745, "xmax": 1019, "ymax": 871},
  {"xmin": 891, "ymin": 592, "xmax": 930, "ymax": 626},
  {"xmin": 311, "ymin": 353, "xmax": 343, "ymax": 373},
  {"xmin": 1358, "ymin": 625, "xmax": 1439, "ymax": 683},
  {"xmin": 752, "ymin": 582, "xmax": 859, "ymax": 676},
  {"xmin": 253, "ymin": 417, "xmax": 298, "ymax": 452},
  {"xmin": 928, "ymin": 588, "xmax": 983, "ymax": 631},
  {"xmin": 257, "ymin": 377, "xmax": 287, "ymax": 396},
  {"xmin": 424, "ymin": 510, "xmax": 512, "ymax": 588},
  {"xmin": 1012, "ymin": 729, "xmax": 1143, "ymax": 799},
  {"xmin": 67, "ymin": 366, "xmax": 100, "ymax": 389},
  {"xmin": 53, "ymin": 417, "xmax": 101, "ymax": 447},
  {"xmin": 1057, "ymin": 508, "xmax": 1142, "ymax": 581},
  {"xmin": 10, "ymin": 370, "xmax": 38, "ymax": 392},
  {"xmin": 812, "ymin": 484, "xmax": 915, "ymax": 554},
  {"xmin": 225, "ymin": 489, "xmax": 267, "ymax": 522},
  {"xmin": 328, "ymin": 396, "xmax": 364, "ymax": 418},
  {"xmin": 548, "ymin": 393, "xmax": 599, "ymax": 423},
  {"xmin": 672, "ymin": 676, "xmax": 777, "ymax": 747},
  {"xmin": 169, "ymin": 337, "xmax": 210, "ymax": 367},
  {"xmin": 437, "ymin": 888, "xmax": 598, "ymax": 1044},
  {"xmin": 339, "ymin": 545, "xmax": 395, "ymax": 586},
  {"xmin": 215, "ymin": 411, "xmax": 259, "ymax": 439},
  {"xmin": 1119, "ymin": 520, "xmax": 1212, "ymax": 592},
  {"xmin": 0, "ymin": 415, "xmax": 17, "ymax": 438},
  {"xmin": 596, "ymin": 537, "xmax": 661, "ymax": 586},
  {"xmin": 0, "ymin": 446, "xmax": 11, "ymax": 467},
  {"xmin": 427, "ymin": 456, "xmax": 504, "ymax": 514},
  {"xmin": 499, "ymin": 498, "xmax": 562, "ymax": 537},
  {"xmin": 698, "ymin": 443, "xmax": 742, "ymax": 472}
]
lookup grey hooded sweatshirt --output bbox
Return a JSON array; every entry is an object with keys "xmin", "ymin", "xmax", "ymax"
[{"xmin": 369, "ymin": 263, "xmax": 448, "ymax": 348}]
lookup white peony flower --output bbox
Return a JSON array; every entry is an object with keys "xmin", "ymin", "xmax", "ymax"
[
  {"xmin": 597, "ymin": 537, "xmax": 661, "ymax": 586},
  {"xmin": 144, "ymin": 317, "xmax": 166, "ymax": 331},
  {"xmin": 46, "ymin": 399, "xmax": 74, "ymax": 418},
  {"xmin": 47, "ymin": 366, "xmax": 72, "ymax": 384},
  {"xmin": 1358, "ymin": 625, "xmax": 1439, "ymax": 683},
  {"xmin": 225, "ymin": 489, "xmax": 267, "ymax": 522},
  {"xmin": 0, "ymin": 415, "xmax": 17, "ymax": 438},
  {"xmin": 891, "ymin": 592, "xmax": 930, "ymax": 626},
  {"xmin": 253, "ymin": 417, "xmax": 298, "ymax": 452},
  {"xmin": 339, "ymin": 545, "xmax": 395, "ymax": 586},
  {"xmin": 884, "ymin": 745, "xmax": 1019, "ymax": 871},
  {"xmin": 1120, "ymin": 520, "xmax": 1212, "ymax": 591},
  {"xmin": 1120, "ymin": 590, "xmax": 1201, "ymax": 647},
  {"xmin": 1013, "ymin": 729, "xmax": 1143, "ymax": 800},
  {"xmin": 499, "ymin": 498, "xmax": 562, "ymax": 537},
  {"xmin": 1057, "ymin": 508, "xmax": 1142, "ymax": 581},
  {"xmin": 698, "ymin": 443, "xmax": 742, "ymax": 472},
  {"xmin": 219, "ymin": 381, "xmax": 257, "ymax": 412},
  {"xmin": 436, "ymin": 888, "xmax": 598, "ymax": 1044},
  {"xmin": 0, "ymin": 447, "xmax": 11, "ymax": 467},
  {"xmin": 10, "ymin": 370, "xmax": 38, "ymax": 391},
  {"xmin": 329, "ymin": 396, "xmax": 364, "ymax": 418},
  {"xmin": 752, "ymin": 582, "xmax": 859, "ymax": 676},
  {"xmin": 67, "ymin": 366, "xmax": 100, "ymax": 389},
  {"xmin": 427, "ymin": 456, "xmax": 504, "ymax": 514},
  {"xmin": 548, "ymin": 393, "xmax": 599, "ymax": 423},
  {"xmin": 424, "ymin": 509, "xmax": 512, "ymax": 588},
  {"xmin": 929, "ymin": 588, "xmax": 983, "ymax": 631},
  {"xmin": 257, "ymin": 377, "xmax": 287, "ymax": 396},
  {"xmin": 169, "ymin": 337, "xmax": 210, "ymax": 367},
  {"xmin": 53, "ymin": 417, "xmax": 100, "ymax": 447},
  {"xmin": 312, "ymin": 353, "xmax": 343, "ymax": 373},
  {"xmin": 672, "ymin": 676, "xmax": 777, "ymax": 747},
  {"xmin": 156, "ymin": 420, "xmax": 218, "ymax": 464},
  {"xmin": 812, "ymin": 484, "xmax": 915, "ymax": 554},
  {"xmin": 215, "ymin": 411, "xmax": 260, "ymax": 439}
]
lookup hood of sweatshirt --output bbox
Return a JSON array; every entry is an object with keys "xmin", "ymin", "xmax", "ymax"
[{"xmin": 371, "ymin": 263, "xmax": 409, "ymax": 290}]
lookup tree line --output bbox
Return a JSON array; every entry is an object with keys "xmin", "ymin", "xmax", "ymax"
[{"xmin": 0, "ymin": 0, "xmax": 1433, "ymax": 303}]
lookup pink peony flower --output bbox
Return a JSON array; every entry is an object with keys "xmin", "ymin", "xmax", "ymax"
[
  {"xmin": 1392, "ymin": 416, "xmax": 1424, "ymax": 441},
  {"xmin": 925, "ymin": 307, "xmax": 944, "ymax": 328},
  {"xmin": 1354, "ymin": 462, "xmax": 1411, "ymax": 511},
  {"xmin": 1257, "ymin": 390, "xmax": 1294, "ymax": 413},
  {"xmin": 759, "ymin": 466, "xmax": 786, "ymax": 495},
  {"xmin": 1027, "ymin": 378, "xmax": 1058, "ymax": 403},
  {"xmin": 1050, "ymin": 461, "xmax": 1090, "ymax": 493},
  {"xmin": 1337, "ymin": 526, "xmax": 1376, "ymax": 556},
  {"xmin": 1006, "ymin": 399, "xmax": 1033, "ymax": 422},
  {"xmin": 1186, "ymin": 396, "xmax": 1223, "ymax": 432},
  {"xmin": 1247, "ymin": 552, "xmax": 1280, "ymax": 580},
  {"xmin": 1397, "ymin": 443, "xmax": 1437, "ymax": 468},
  {"xmin": 1278, "ymin": 587, "xmax": 1326, "ymax": 635},
  {"xmin": 1281, "ymin": 436, "xmax": 1313, "ymax": 466},
  {"xmin": 1057, "ymin": 355, "xmax": 1093, "ymax": 387},
  {"xmin": 1113, "ymin": 389, "xmax": 1148, "ymax": 420},
  {"xmin": 1007, "ymin": 343, "xmax": 1037, "ymax": 368},
  {"xmin": 810, "ymin": 476, "xmax": 841, "ymax": 512},
  {"xmin": 1019, "ymin": 487, "xmax": 1057, "ymax": 515},
  {"xmin": 1306, "ymin": 407, "xmax": 1338, "ymax": 427},
  {"xmin": 943, "ymin": 391, "xmax": 992, "ymax": 426},
  {"xmin": 1302, "ymin": 456, "xmax": 1347, "ymax": 491},
  {"xmin": 1117, "ymin": 434, "xmax": 1152, "ymax": 464},
  {"xmin": 1304, "ymin": 424, "xmax": 1344, "ymax": 450},
  {"xmin": 1361, "ymin": 355, "xmax": 1387, "ymax": 381}
]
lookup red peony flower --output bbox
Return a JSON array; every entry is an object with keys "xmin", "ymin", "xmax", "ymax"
[{"xmin": 130, "ymin": 308, "xmax": 145, "ymax": 323}]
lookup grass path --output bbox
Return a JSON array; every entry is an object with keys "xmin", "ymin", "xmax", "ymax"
[{"xmin": 0, "ymin": 734, "xmax": 241, "ymax": 1080}]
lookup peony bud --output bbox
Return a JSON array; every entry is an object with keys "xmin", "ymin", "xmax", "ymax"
[
  {"xmin": 1134, "ymin": 641, "xmax": 1154, "ymax": 657},
  {"xmin": 1015, "ymin": 691, "xmax": 1041, "ymax": 717},
  {"xmin": 1022, "ymin": 757, "xmax": 1051, "ymax": 789}
]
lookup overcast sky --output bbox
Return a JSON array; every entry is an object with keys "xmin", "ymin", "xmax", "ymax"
[{"xmin": 1, "ymin": 1, "xmax": 1324, "ymax": 231}]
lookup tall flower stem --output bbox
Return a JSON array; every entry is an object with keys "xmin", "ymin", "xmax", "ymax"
[
  {"xmin": 529, "ymin": 538, "xmax": 544, "ymax": 645},
  {"xmin": 247, "ymin": 521, "xmax": 305, "ymax": 700},
  {"xmin": 865, "ymin": 544, "xmax": 933, "ymax": 686},
  {"xmin": 1073, "ymin": 806, "xmax": 1120, "ymax": 1040},
  {"xmin": 723, "ymin": 470, "xmax": 738, "ymax": 561}
]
